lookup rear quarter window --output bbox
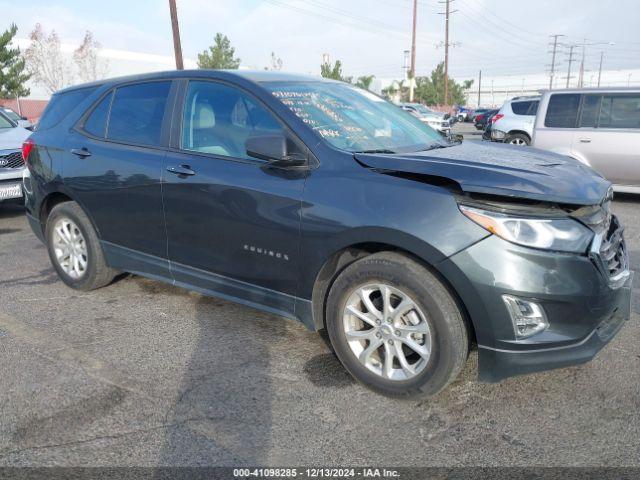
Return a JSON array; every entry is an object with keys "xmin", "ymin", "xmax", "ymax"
[
  {"xmin": 106, "ymin": 81, "xmax": 171, "ymax": 146},
  {"xmin": 37, "ymin": 87, "xmax": 98, "ymax": 131},
  {"xmin": 544, "ymin": 94, "xmax": 581, "ymax": 128},
  {"xmin": 511, "ymin": 101, "xmax": 534, "ymax": 115}
]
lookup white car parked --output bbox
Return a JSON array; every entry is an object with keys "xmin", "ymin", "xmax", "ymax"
[
  {"xmin": 0, "ymin": 111, "xmax": 31, "ymax": 204},
  {"xmin": 399, "ymin": 103, "xmax": 451, "ymax": 137},
  {"xmin": 491, "ymin": 96, "xmax": 540, "ymax": 146}
]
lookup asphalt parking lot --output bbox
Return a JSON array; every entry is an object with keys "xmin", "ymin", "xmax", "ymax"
[{"xmin": 0, "ymin": 187, "xmax": 638, "ymax": 466}]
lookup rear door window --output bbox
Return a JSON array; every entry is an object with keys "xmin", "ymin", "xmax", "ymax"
[
  {"xmin": 83, "ymin": 92, "xmax": 113, "ymax": 138},
  {"xmin": 37, "ymin": 87, "xmax": 97, "ymax": 131},
  {"xmin": 106, "ymin": 81, "xmax": 171, "ymax": 146},
  {"xmin": 578, "ymin": 94, "xmax": 601, "ymax": 128},
  {"xmin": 544, "ymin": 94, "xmax": 581, "ymax": 128},
  {"xmin": 598, "ymin": 94, "xmax": 640, "ymax": 128}
]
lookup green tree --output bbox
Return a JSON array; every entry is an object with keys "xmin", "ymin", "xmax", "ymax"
[
  {"xmin": 414, "ymin": 62, "xmax": 473, "ymax": 105},
  {"xmin": 355, "ymin": 75, "xmax": 375, "ymax": 91},
  {"xmin": 197, "ymin": 33, "xmax": 240, "ymax": 69},
  {"xmin": 320, "ymin": 60, "xmax": 351, "ymax": 83},
  {"xmin": 0, "ymin": 24, "xmax": 30, "ymax": 98}
]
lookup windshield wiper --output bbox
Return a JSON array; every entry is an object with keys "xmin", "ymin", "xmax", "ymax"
[
  {"xmin": 354, "ymin": 149, "xmax": 396, "ymax": 154},
  {"xmin": 416, "ymin": 142, "xmax": 452, "ymax": 152}
]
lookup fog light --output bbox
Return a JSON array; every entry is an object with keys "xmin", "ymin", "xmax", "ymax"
[{"xmin": 502, "ymin": 295, "xmax": 549, "ymax": 339}]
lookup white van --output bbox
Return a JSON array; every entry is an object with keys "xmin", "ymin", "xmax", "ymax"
[{"xmin": 533, "ymin": 88, "xmax": 640, "ymax": 193}]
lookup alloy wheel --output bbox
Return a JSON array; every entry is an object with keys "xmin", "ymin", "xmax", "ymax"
[
  {"xmin": 52, "ymin": 218, "xmax": 88, "ymax": 279},
  {"xmin": 509, "ymin": 137, "xmax": 527, "ymax": 145},
  {"xmin": 342, "ymin": 283, "xmax": 432, "ymax": 381}
]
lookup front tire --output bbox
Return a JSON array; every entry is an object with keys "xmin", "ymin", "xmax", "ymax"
[
  {"xmin": 325, "ymin": 252, "xmax": 469, "ymax": 398},
  {"xmin": 506, "ymin": 133, "xmax": 530, "ymax": 146},
  {"xmin": 45, "ymin": 201, "xmax": 117, "ymax": 291}
]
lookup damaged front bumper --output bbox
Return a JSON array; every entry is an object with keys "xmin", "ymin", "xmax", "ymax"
[{"xmin": 437, "ymin": 234, "xmax": 634, "ymax": 383}]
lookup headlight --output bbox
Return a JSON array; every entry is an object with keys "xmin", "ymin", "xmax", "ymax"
[{"xmin": 460, "ymin": 205, "xmax": 593, "ymax": 253}]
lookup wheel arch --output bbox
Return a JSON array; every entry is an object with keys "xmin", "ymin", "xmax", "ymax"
[
  {"xmin": 506, "ymin": 130, "xmax": 531, "ymax": 140},
  {"xmin": 39, "ymin": 189, "xmax": 102, "ymax": 240},
  {"xmin": 309, "ymin": 242, "xmax": 476, "ymax": 345}
]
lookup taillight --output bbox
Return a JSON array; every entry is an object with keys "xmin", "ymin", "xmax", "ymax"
[
  {"xmin": 22, "ymin": 139, "xmax": 34, "ymax": 163},
  {"xmin": 491, "ymin": 114, "xmax": 504, "ymax": 124}
]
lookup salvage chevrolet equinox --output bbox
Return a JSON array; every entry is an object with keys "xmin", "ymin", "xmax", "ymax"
[{"xmin": 23, "ymin": 71, "xmax": 633, "ymax": 397}]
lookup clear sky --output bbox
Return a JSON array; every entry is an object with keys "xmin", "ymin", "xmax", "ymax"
[{"xmin": 3, "ymin": 0, "xmax": 640, "ymax": 83}]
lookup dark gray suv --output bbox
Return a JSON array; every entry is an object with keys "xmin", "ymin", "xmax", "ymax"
[{"xmin": 23, "ymin": 70, "xmax": 633, "ymax": 397}]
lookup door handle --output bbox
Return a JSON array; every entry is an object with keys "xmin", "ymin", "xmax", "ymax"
[
  {"xmin": 579, "ymin": 138, "xmax": 592, "ymax": 143},
  {"xmin": 166, "ymin": 164, "xmax": 196, "ymax": 176},
  {"xmin": 70, "ymin": 147, "xmax": 92, "ymax": 158}
]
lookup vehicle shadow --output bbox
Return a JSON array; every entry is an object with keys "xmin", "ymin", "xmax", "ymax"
[
  {"xmin": 155, "ymin": 292, "xmax": 276, "ymax": 466},
  {"xmin": 0, "ymin": 204, "xmax": 25, "ymax": 220},
  {"xmin": 613, "ymin": 192, "xmax": 640, "ymax": 204}
]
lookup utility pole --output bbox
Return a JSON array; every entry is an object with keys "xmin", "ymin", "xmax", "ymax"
[
  {"xmin": 443, "ymin": 0, "xmax": 451, "ymax": 105},
  {"xmin": 548, "ymin": 34, "xmax": 564, "ymax": 89},
  {"xmin": 566, "ymin": 45, "xmax": 577, "ymax": 88},
  {"xmin": 597, "ymin": 51, "xmax": 604, "ymax": 87},
  {"xmin": 578, "ymin": 37, "xmax": 586, "ymax": 88},
  {"xmin": 409, "ymin": 0, "xmax": 417, "ymax": 102},
  {"xmin": 477, "ymin": 69, "xmax": 481, "ymax": 107},
  {"xmin": 437, "ymin": 0, "xmax": 457, "ymax": 105},
  {"xmin": 168, "ymin": 0, "xmax": 184, "ymax": 70}
]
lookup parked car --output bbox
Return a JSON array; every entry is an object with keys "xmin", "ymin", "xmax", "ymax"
[
  {"xmin": 0, "ymin": 110, "xmax": 31, "ymax": 204},
  {"xmin": 399, "ymin": 103, "xmax": 451, "ymax": 137},
  {"xmin": 471, "ymin": 108, "xmax": 491, "ymax": 123},
  {"xmin": 1, "ymin": 107, "xmax": 33, "ymax": 130},
  {"xmin": 532, "ymin": 88, "xmax": 640, "ymax": 194},
  {"xmin": 491, "ymin": 96, "xmax": 540, "ymax": 145},
  {"xmin": 455, "ymin": 106, "xmax": 473, "ymax": 122},
  {"xmin": 474, "ymin": 109, "xmax": 499, "ymax": 130},
  {"xmin": 24, "ymin": 71, "xmax": 632, "ymax": 397},
  {"xmin": 482, "ymin": 111, "xmax": 498, "ymax": 140}
]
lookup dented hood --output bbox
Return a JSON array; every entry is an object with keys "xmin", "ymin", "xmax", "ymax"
[{"xmin": 355, "ymin": 141, "xmax": 610, "ymax": 206}]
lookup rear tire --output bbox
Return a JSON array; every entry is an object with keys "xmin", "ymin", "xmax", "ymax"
[
  {"xmin": 506, "ymin": 133, "xmax": 530, "ymax": 146},
  {"xmin": 45, "ymin": 201, "xmax": 117, "ymax": 291},
  {"xmin": 325, "ymin": 252, "xmax": 469, "ymax": 398}
]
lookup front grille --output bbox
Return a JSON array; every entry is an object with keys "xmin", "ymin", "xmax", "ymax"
[
  {"xmin": 599, "ymin": 216, "xmax": 628, "ymax": 279},
  {"xmin": 0, "ymin": 150, "xmax": 24, "ymax": 169}
]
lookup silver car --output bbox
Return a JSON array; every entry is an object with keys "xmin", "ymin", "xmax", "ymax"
[
  {"xmin": 1, "ymin": 107, "xmax": 33, "ymax": 130},
  {"xmin": 533, "ymin": 88, "xmax": 640, "ymax": 193},
  {"xmin": 398, "ymin": 103, "xmax": 451, "ymax": 137},
  {"xmin": 0, "ymin": 111, "xmax": 31, "ymax": 204},
  {"xmin": 491, "ymin": 96, "xmax": 540, "ymax": 146}
]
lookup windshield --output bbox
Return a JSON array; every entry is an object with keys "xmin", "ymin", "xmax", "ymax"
[
  {"xmin": 266, "ymin": 81, "xmax": 445, "ymax": 153},
  {"xmin": 0, "ymin": 113, "xmax": 14, "ymax": 129},
  {"xmin": 2, "ymin": 109, "xmax": 20, "ymax": 121},
  {"xmin": 413, "ymin": 104, "xmax": 436, "ymax": 115}
]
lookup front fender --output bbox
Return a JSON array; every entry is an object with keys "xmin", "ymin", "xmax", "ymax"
[{"xmin": 298, "ymin": 168, "xmax": 489, "ymax": 301}]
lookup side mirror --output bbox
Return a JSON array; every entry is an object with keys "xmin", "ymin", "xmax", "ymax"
[
  {"xmin": 246, "ymin": 134, "xmax": 287, "ymax": 162},
  {"xmin": 245, "ymin": 134, "xmax": 306, "ymax": 167}
]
